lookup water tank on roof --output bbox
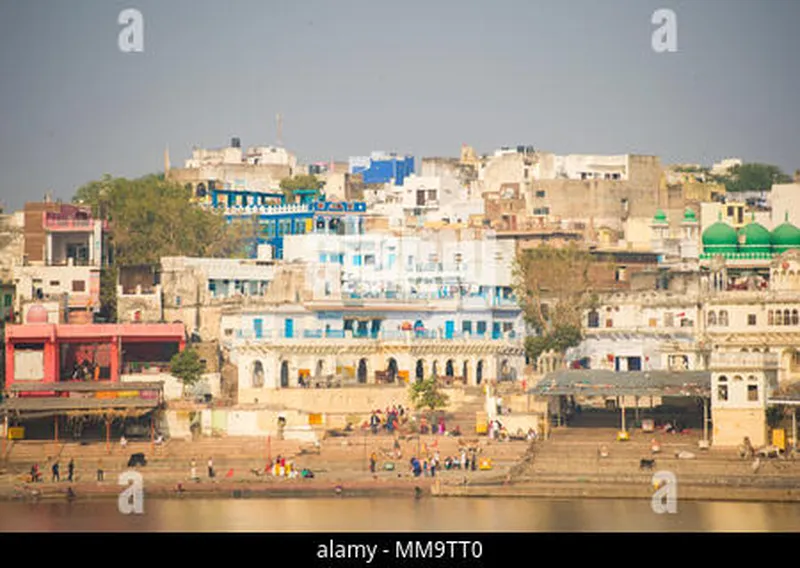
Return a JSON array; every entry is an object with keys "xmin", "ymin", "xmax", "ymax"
[{"xmin": 231, "ymin": 137, "xmax": 241, "ymax": 148}]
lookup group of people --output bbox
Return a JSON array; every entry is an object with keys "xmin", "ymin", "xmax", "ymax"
[
  {"xmin": 70, "ymin": 359, "xmax": 99, "ymax": 381},
  {"xmin": 408, "ymin": 446, "xmax": 481, "ymax": 477},
  {"xmin": 189, "ymin": 457, "xmax": 216, "ymax": 481},
  {"xmin": 367, "ymin": 404, "xmax": 406, "ymax": 434},
  {"xmin": 29, "ymin": 458, "xmax": 76, "ymax": 483}
]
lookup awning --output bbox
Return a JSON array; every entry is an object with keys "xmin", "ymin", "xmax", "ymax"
[{"xmin": 530, "ymin": 370, "xmax": 711, "ymax": 398}]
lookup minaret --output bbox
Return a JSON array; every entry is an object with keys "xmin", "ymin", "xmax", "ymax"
[{"xmin": 164, "ymin": 145, "xmax": 171, "ymax": 176}]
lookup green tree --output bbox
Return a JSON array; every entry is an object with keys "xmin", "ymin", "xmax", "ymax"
[
  {"xmin": 169, "ymin": 347, "xmax": 206, "ymax": 398},
  {"xmin": 513, "ymin": 244, "xmax": 595, "ymax": 366},
  {"xmin": 279, "ymin": 174, "xmax": 325, "ymax": 203},
  {"xmin": 711, "ymin": 163, "xmax": 792, "ymax": 193},
  {"xmin": 409, "ymin": 375, "xmax": 449, "ymax": 423},
  {"xmin": 73, "ymin": 174, "xmax": 249, "ymax": 266}
]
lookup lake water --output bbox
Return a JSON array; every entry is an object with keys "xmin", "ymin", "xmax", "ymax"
[{"xmin": 1, "ymin": 497, "xmax": 799, "ymax": 532}]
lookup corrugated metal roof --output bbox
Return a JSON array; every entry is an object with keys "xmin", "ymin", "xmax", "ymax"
[{"xmin": 531, "ymin": 370, "xmax": 711, "ymax": 397}]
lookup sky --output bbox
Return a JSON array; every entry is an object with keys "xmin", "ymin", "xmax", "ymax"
[{"xmin": 0, "ymin": 0, "xmax": 798, "ymax": 211}]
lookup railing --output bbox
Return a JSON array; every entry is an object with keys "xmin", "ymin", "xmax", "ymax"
[
  {"xmin": 709, "ymin": 352, "xmax": 780, "ymax": 369},
  {"xmin": 43, "ymin": 218, "xmax": 106, "ymax": 231},
  {"xmin": 231, "ymin": 328, "xmax": 521, "ymax": 342}
]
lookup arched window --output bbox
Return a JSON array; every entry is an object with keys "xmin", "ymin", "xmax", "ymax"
[
  {"xmin": 280, "ymin": 361, "xmax": 289, "ymax": 388},
  {"xmin": 415, "ymin": 360, "xmax": 424, "ymax": 382},
  {"xmin": 195, "ymin": 183, "xmax": 207, "ymax": 198},
  {"xmin": 776, "ymin": 310, "xmax": 784, "ymax": 325},
  {"xmin": 476, "ymin": 360, "xmax": 484, "ymax": 385},
  {"xmin": 707, "ymin": 311, "xmax": 717, "ymax": 326},
  {"xmin": 768, "ymin": 310, "xmax": 774, "ymax": 325},
  {"xmin": 445, "ymin": 360, "xmax": 455, "ymax": 378},
  {"xmin": 747, "ymin": 375, "xmax": 759, "ymax": 402},
  {"xmin": 588, "ymin": 310, "xmax": 599, "ymax": 328},
  {"xmin": 252, "ymin": 361, "xmax": 265, "ymax": 388},
  {"xmin": 387, "ymin": 358, "xmax": 398, "ymax": 383},
  {"xmin": 719, "ymin": 310, "xmax": 728, "ymax": 326},
  {"xmin": 717, "ymin": 376, "xmax": 729, "ymax": 402},
  {"xmin": 784, "ymin": 310, "xmax": 791, "ymax": 326},
  {"xmin": 793, "ymin": 309, "xmax": 799, "ymax": 326},
  {"xmin": 357, "ymin": 359, "xmax": 368, "ymax": 384}
]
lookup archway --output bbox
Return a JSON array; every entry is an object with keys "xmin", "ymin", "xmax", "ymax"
[
  {"xmin": 445, "ymin": 359, "xmax": 455, "ymax": 378},
  {"xmin": 500, "ymin": 359, "xmax": 510, "ymax": 381},
  {"xmin": 316, "ymin": 359, "xmax": 324, "ymax": 378},
  {"xmin": 252, "ymin": 361, "xmax": 264, "ymax": 388},
  {"xmin": 476, "ymin": 360, "xmax": 484, "ymax": 385},
  {"xmin": 358, "ymin": 358, "xmax": 368, "ymax": 384},
  {"xmin": 432, "ymin": 361, "xmax": 438, "ymax": 378},
  {"xmin": 415, "ymin": 359, "xmax": 424, "ymax": 382},
  {"xmin": 387, "ymin": 358, "xmax": 398, "ymax": 383},
  {"xmin": 280, "ymin": 361, "xmax": 289, "ymax": 388},
  {"xmin": 462, "ymin": 361, "xmax": 469, "ymax": 383}
]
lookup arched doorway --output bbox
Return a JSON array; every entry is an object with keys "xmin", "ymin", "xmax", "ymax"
[
  {"xmin": 476, "ymin": 360, "xmax": 484, "ymax": 385},
  {"xmin": 252, "ymin": 361, "xmax": 264, "ymax": 388},
  {"xmin": 316, "ymin": 359, "xmax": 324, "ymax": 378},
  {"xmin": 357, "ymin": 358, "xmax": 368, "ymax": 384},
  {"xmin": 432, "ymin": 361, "xmax": 438, "ymax": 378},
  {"xmin": 416, "ymin": 359, "xmax": 424, "ymax": 382},
  {"xmin": 500, "ymin": 359, "xmax": 510, "ymax": 381},
  {"xmin": 387, "ymin": 358, "xmax": 398, "ymax": 383},
  {"xmin": 462, "ymin": 361, "xmax": 469, "ymax": 383},
  {"xmin": 280, "ymin": 361, "xmax": 289, "ymax": 388},
  {"xmin": 445, "ymin": 359, "xmax": 455, "ymax": 378}
]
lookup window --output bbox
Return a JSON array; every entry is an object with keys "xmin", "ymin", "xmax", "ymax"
[
  {"xmin": 49, "ymin": 281, "xmax": 60, "ymax": 287},
  {"xmin": 462, "ymin": 321, "xmax": 472, "ymax": 334},
  {"xmin": 3, "ymin": 295, "xmax": 11, "ymax": 307},
  {"xmin": 747, "ymin": 380, "xmax": 759, "ymax": 402},
  {"xmin": 175, "ymin": 296, "xmax": 181, "ymax": 307},
  {"xmin": 588, "ymin": 310, "xmax": 599, "ymax": 328},
  {"xmin": 776, "ymin": 310, "xmax": 783, "ymax": 325},
  {"xmin": 747, "ymin": 314, "xmax": 757, "ymax": 326},
  {"xmin": 719, "ymin": 310, "xmax": 729, "ymax": 326},
  {"xmin": 503, "ymin": 322, "xmax": 513, "ymax": 332},
  {"xmin": 535, "ymin": 190, "xmax": 546, "ymax": 198},
  {"xmin": 793, "ymin": 310, "xmax": 799, "ymax": 325},
  {"xmin": 707, "ymin": 311, "xmax": 717, "ymax": 326},
  {"xmin": 717, "ymin": 376, "xmax": 729, "ymax": 402},
  {"xmin": 224, "ymin": 329, "xmax": 233, "ymax": 336},
  {"xmin": 615, "ymin": 267, "xmax": 627, "ymax": 282},
  {"xmin": 649, "ymin": 318, "xmax": 658, "ymax": 327},
  {"xmin": 364, "ymin": 255, "xmax": 375, "ymax": 265},
  {"xmin": 605, "ymin": 319, "xmax": 613, "ymax": 328},
  {"xmin": 476, "ymin": 321, "xmax": 487, "ymax": 335},
  {"xmin": 72, "ymin": 280, "xmax": 86, "ymax": 292}
]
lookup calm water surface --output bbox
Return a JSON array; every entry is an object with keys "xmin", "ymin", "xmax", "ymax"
[{"xmin": 1, "ymin": 498, "xmax": 799, "ymax": 532}]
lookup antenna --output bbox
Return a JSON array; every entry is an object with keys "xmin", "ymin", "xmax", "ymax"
[{"xmin": 276, "ymin": 113, "xmax": 283, "ymax": 147}]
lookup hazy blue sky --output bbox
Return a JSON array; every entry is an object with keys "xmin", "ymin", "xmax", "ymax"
[{"xmin": 0, "ymin": 0, "xmax": 798, "ymax": 210}]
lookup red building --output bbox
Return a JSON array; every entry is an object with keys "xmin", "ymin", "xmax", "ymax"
[
  {"xmin": 5, "ymin": 317, "xmax": 186, "ymax": 388},
  {"xmin": 2, "ymin": 312, "xmax": 186, "ymax": 440}
]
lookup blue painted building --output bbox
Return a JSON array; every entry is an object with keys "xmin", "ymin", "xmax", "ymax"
[
  {"xmin": 349, "ymin": 152, "xmax": 414, "ymax": 186},
  {"xmin": 223, "ymin": 200, "xmax": 367, "ymax": 260}
]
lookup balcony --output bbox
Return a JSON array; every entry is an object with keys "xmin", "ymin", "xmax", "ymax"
[
  {"xmin": 228, "ymin": 327, "xmax": 522, "ymax": 345},
  {"xmin": 44, "ymin": 217, "xmax": 107, "ymax": 232},
  {"xmin": 709, "ymin": 352, "xmax": 780, "ymax": 370}
]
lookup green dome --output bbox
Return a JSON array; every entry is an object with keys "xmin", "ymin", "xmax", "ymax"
[
  {"xmin": 653, "ymin": 209, "xmax": 668, "ymax": 223},
  {"xmin": 771, "ymin": 213, "xmax": 800, "ymax": 253},
  {"xmin": 702, "ymin": 219, "xmax": 738, "ymax": 253},
  {"xmin": 683, "ymin": 208, "xmax": 697, "ymax": 222},
  {"xmin": 738, "ymin": 219, "xmax": 772, "ymax": 253}
]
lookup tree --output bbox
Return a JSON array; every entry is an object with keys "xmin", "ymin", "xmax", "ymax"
[
  {"xmin": 409, "ymin": 375, "xmax": 449, "ymax": 422},
  {"xmin": 279, "ymin": 174, "xmax": 325, "ymax": 203},
  {"xmin": 711, "ymin": 163, "xmax": 792, "ymax": 193},
  {"xmin": 73, "ymin": 174, "xmax": 250, "ymax": 266},
  {"xmin": 169, "ymin": 347, "xmax": 205, "ymax": 398},
  {"xmin": 513, "ymin": 243, "xmax": 596, "ymax": 365}
]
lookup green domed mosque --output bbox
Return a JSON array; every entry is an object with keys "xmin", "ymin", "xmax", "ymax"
[{"xmin": 700, "ymin": 211, "xmax": 800, "ymax": 259}]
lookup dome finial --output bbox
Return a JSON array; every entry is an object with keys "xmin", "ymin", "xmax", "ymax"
[{"xmin": 718, "ymin": 211, "xmax": 722, "ymax": 221}]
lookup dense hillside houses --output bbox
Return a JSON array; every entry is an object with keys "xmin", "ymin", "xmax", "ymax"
[{"xmin": 1, "ymin": 141, "xmax": 798, "ymax": 451}]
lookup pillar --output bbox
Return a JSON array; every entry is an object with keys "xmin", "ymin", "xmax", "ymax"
[
  {"xmin": 5, "ymin": 341, "xmax": 14, "ymax": 388},
  {"xmin": 44, "ymin": 340, "xmax": 58, "ymax": 383},
  {"xmin": 793, "ymin": 408, "xmax": 797, "ymax": 457},
  {"xmin": 110, "ymin": 337, "xmax": 119, "ymax": 382}
]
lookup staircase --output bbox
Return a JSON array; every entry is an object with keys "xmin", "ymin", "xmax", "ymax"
[{"xmin": 446, "ymin": 387, "xmax": 486, "ymax": 435}]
